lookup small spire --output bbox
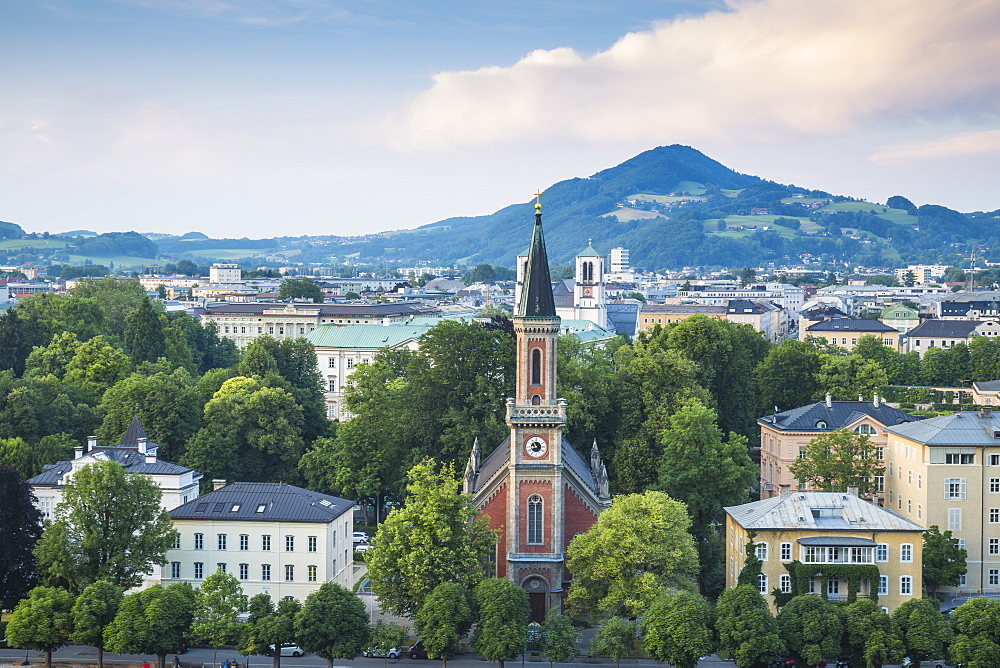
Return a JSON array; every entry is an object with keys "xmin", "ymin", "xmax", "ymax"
[
  {"xmin": 588, "ymin": 238, "xmax": 593, "ymax": 246},
  {"xmin": 534, "ymin": 190, "xmax": 543, "ymax": 213}
]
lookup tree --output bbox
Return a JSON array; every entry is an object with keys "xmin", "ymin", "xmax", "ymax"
[
  {"xmin": 739, "ymin": 267, "xmax": 756, "ymax": 286},
  {"xmin": 23, "ymin": 331, "xmax": 82, "ymax": 379},
  {"xmin": 587, "ymin": 617, "xmax": 637, "ymax": 668},
  {"xmin": 104, "ymin": 583, "xmax": 197, "ymax": 668},
  {"xmin": 33, "ymin": 460, "xmax": 177, "ymax": 592},
  {"xmin": 640, "ymin": 590, "xmax": 714, "ymax": 668},
  {"xmin": 279, "ymin": 277, "xmax": 324, "ymax": 303},
  {"xmin": 470, "ymin": 578, "xmax": 529, "ymax": 668},
  {"xmin": 70, "ymin": 580, "xmax": 123, "ymax": 668},
  {"xmin": 0, "ymin": 307, "xmax": 47, "ymax": 376},
  {"xmin": 5, "ymin": 586, "xmax": 75, "ymax": 668},
  {"xmin": 413, "ymin": 582, "xmax": 473, "ymax": 668},
  {"xmin": 817, "ymin": 355, "xmax": 888, "ymax": 401},
  {"xmin": 753, "ymin": 339, "xmax": 823, "ymax": 415},
  {"xmin": 922, "ymin": 525, "xmax": 967, "ymax": 600},
  {"xmin": 294, "ymin": 582, "xmax": 370, "ymax": 668},
  {"xmin": 950, "ymin": 597, "xmax": 1000, "ymax": 668},
  {"xmin": 541, "ymin": 610, "xmax": 580, "ymax": 667},
  {"xmin": 843, "ymin": 599, "xmax": 904, "ymax": 668},
  {"xmin": 124, "ymin": 297, "xmax": 167, "ymax": 365},
  {"xmin": 714, "ymin": 586, "xmax": 783, "ymax": 668},
  {"xmin": 776, "ymin": 594, "xmax": 844, "ymax": 666},
  {"xmin": 192, "ymin": 569, "xmax": 249, "ymax": 667},
  {"xmin": 240, "ymin": 594, "xmax": 301, "ymax": 668},
  {"xmin": 0, "ymin": 466, "xmax": 43, "ymax": 609},
  {"xmin": 788, "ymin": 428, "xmax": 885, "ymax": 497},
  {"xmin": 365, "ymin": 620, "xmax": 411, "ymax": 668},
  {"xmin": 366, "ymin": 459, "xmax": 496, "ymax": 616},
  {"xmin": 892, "ymin": 598, "xmax": 952, "ymax": 667},
  {"xmin": 63, "ymin": 336, "xmax": 130, "ymax": 402},
  {"xmin": 70, "ymin": 277, "xmax": 150, "ymax": 344},
  {"xmin": 656, "ymin": 399, "xmax": 756, "ymax": 595},
  {"xmin": 565, "ymin": 491, "xmax": 698, "ymax": 618}
]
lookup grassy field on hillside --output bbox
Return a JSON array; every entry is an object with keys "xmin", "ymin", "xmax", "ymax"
[
  {"xmin": 0, "ymin": 238, "xmax": 69, "ymax": 250},
  {"xmin": 65, "ymin": 254, "xmax": 159, "ymax": 267},
  {"xmin": 607, "ymin": 208, "xmax": 665, "ymax": 222}
]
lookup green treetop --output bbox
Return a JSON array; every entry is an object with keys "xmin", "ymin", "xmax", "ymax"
[{"xmin": 788, "ymin": 428, "xmax": 885, "ymax": 497}]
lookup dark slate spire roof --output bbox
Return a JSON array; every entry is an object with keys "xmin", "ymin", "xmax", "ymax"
[
  {"xmin": 120, "ymin": 416, "xmax": 148, "ymax": 446},
  {"xmin": 516, "ymin": 203, "xmax": 556, "ymax": 318}
]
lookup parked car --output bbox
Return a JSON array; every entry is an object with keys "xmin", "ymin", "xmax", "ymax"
[
  {"xmin": 902, "ymin": 659, "xmax": 951, "ymax": 667},
  {"xmin": 407, "ymin": 640, "xmax": 428, "ymax": 660},
  {"xmin": 353, "ymin": 531, "xmax": 370, "ymax": 544},
  {"xmin": 362, "ymin": 647, "xmax": 403, "ymax": 659},
  {"xmin": 355, "ymin": 542, "xmax": 372, "ymax": 553},
  {"xmin": 269, "ymin": 643, "xmax": 305, "ymax": 657}
]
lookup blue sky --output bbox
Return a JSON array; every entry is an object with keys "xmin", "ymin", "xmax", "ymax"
[{"xmin": 2, "ymin": 0, "xmax": 998, "ymax": 239}]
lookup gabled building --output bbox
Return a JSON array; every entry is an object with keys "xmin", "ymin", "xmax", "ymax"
[
  {"xmin": 725, "ymin": 491, "xmax": 924, "ymax": 612},
  {"xmin": 802, "ymin": 317, "xmax": 901, "ymax": 351},
  {"xmin": 758, "ymin": 395, "xmax": 919, "ymax": 499},
  {"xmin": 28, "ymin": 417, "xmax": 202, "ymax": 521},
  {"xmin": 464, "ymin": 197, "xmax": 611, "ymax": 623},
  {"xmin": 905, "ymin": 319, "xmax": 1000, "ymax": 356},
  {"xmin": 164, "ymin": 481, "xmax": 354, "ymax": 600},
  {"xmin": 879, "ymin": 304, "xmax": 921, "ymax": 333},
  {"xmin": 883, "ymin": 408, "xmax": 1000, "ymax": 597}
]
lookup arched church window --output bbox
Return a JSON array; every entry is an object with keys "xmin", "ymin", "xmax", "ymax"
[
  {"xmin": 531, "ymin": 394, "xmax": 541, "ymax": 405},
  {"xmin": 583, "ymin": 262, "xmax": 593, "ymax": 282},
  {"xmin": 531, "ymin": 348, "xmax": 542, "ymax": 385},
  {"xmin": 527, "ymin": 495, "xmax": 543, "ymax": 545}
]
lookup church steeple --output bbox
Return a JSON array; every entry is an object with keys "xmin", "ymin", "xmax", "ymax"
[{"xmin": 517, "ymin": 192, "xmax": 555, "ymax": 318}]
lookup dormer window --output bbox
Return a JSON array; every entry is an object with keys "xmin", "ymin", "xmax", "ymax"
[
  {"xmin": 815, "ymin": 420, "xmax": 828, "ymax": 429},
  {"xmin": 256, "ymin": 504, "xmax": 267, "ymax": 513}
]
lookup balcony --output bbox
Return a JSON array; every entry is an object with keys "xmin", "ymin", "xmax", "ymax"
[{"xmin": 506, "ymin": 399, "xmax": 567, "ymax": 425}]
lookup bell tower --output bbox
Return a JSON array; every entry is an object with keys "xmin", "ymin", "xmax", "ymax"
[{"xmin": 573, "ymin": 241, "xmax": 607, "ymax": 328}]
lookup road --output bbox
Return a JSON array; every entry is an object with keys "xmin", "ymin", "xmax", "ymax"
[{"xmin": 0, "ymin": 646, "xmax": 734, "ymax": 667}]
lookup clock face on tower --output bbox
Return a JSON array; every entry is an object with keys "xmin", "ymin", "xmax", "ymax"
[
  {"xmin": 525, "ymin": 436, "xmax": 547, "ymax": 458},
  {"xmin": 583, "ymin": 287, "xmax": 593, "ymax": 297}
]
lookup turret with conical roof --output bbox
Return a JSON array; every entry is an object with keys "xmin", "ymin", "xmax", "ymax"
[{"xmin": 517, "ymin": 195, "xmax": 556, "ymax": 318}]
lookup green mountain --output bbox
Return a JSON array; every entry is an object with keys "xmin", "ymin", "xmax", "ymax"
[{"xmin": 337, "ymin": 144, "xmax": 999, "ymax": 270}]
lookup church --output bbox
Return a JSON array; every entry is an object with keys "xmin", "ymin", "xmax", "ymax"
[{"xmin": 464, "ymin": 196, "xmax": 611, "ymax": 622}]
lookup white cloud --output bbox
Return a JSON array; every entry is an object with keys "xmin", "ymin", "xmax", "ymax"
[
  {"xmin": 388, "ymin": 0, "xmax": 1000, "ymax": 150},
  {"xmin": 871, "ymin": 129, "xmax": 1000, "ymax": 164}
]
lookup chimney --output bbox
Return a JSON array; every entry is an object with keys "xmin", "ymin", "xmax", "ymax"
[
  {"xmin": 87, "ymin": 435, "xmax": 97, "ymax": 451},
  {"xmin": 137, "ymin": 437, "xmax": 147, "ymax": 454},
  {"xmin": 74, "ymin": 443, "xmax": 83, "ymax": 459},
  {"xmin": 825, "ymin": 393, "xmax": 832, "ymax": 408},
  {"xmin": 873, "ymin": 393, "xmax": 880, "ymax": 407},
  {"xmin": 779, "ymin": 484, "xmax": 792, "ymax": 497},
  {"xmin": 213, "ymin": 479, "xmax": 227, "ymax": 491},
  {"xmin": 982, "ymin": 406, "xmax": 994, "ymax": 419},
  {"xmin": 847, "ymin": 485, "xmax": 860, "ymax": 497},
  {"xmin": 145, "ymin": 444, "xmax": 157, "ymax": 464},
  {"xmin": 858, "ymin": 394, "xmax": 864, "ymax": 401}
]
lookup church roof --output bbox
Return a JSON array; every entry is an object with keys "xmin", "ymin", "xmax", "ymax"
[
  {"xmin": 576, "ymin": 244, "xmax": 602, "ymax": 258},
  {"xmin": 516, "ymin": 211, "xmax": 556, "ymax": 318}
]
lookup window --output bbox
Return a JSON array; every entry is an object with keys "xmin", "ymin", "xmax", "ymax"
[
  {"xmin": 217, "ymin": 534, "xmax": 227, "ymax": 550},
  {"xmin": 878, "ymin": 576, "xmax": 888, "ymax": 595},
  {"xmin": 918, "ymin": 504, "xmax": 922, "ymax": 519},
  {"xmin": 828, "ymin": 579, "xmax": 839, "ymax": 595},
  {"xmin": 798, "ymin": 446, "xmax": 807, "ymax": 460},
  {"xmin": 780, "ymin": 542, "xmax": 792, "ymax": 561},
  {"xmin": 990, "ymin": 538, "xmax": 999, "ymax": 556},
  {"xmin": 172, "ymin": 535, "xmax": 181, "ymax": 550},
  {"xmin": 194, "ymin": 533, "xmax": 204, "ymax": 550},
  {"xmin": 308, "ymin": 536, "xmax": 317, "ymax": 552},
  {"xmin": 239, "ymin": 564, "xmax": 248, "ymax": 580},
  {"xmin": 877, "ymin": 447, "xmax": 885, "ymax": 461},
  {"xmin": 992, "ymin": 509, "xmax": 1000, "ymax": 524},
  {"xmin": 992, "ymin": 478, "xmax": 1000, "ymax": 493},
  {"xmin": 170, "ymin": 562, "xmax": 180, "ymax": 579},
  {"xmin": 328, "ymin": 380, "xmax": 336, "ymax": 392},
  {"xmin": 780, "ymin": 574, "xmax": 792, "ymax": 593},
  {"xmin": 889, "ymin": 462, "xmax": 894, "ymax": 477},
  {"xmin": 194, "ymin": 562, "xmax": 204, "ymax": 579},
  {"xmin": 346, "ymin": 359, "xmax": 354, "ymax": 369},
  {"xmin": 527, "ymin": 495, "xmax": 543, "ymax": 545},
  {"xmin": 946, "ymin": 453, "xmax": 975, "ymax": 464},
  {"xmin": 855, "ymin": 424, "xmax": 877, "ymax": 435},
  {"xmin": 308, "ymin": 565, "xmax": 317, "ymax": 582},
  {"xmin": 900, "ymin": 576, "xmax": 912, "ymax": 595},
  {"xmin": 759, "ymin": 574, "xmax": 768, "ymax": 594},
  {"xmin": 285, "ymin": 565, "xmax": 294, "ymax": 582},
  {"xmin": 808, "ymin": 578, "xmax": 816, "ymax": 594},
  {"xmin": 217, "ymin": 563, "xmax": 226, "ymax": 573},
  {"xmin": 907, "ymin": 500, "xmax": 912, "ymax": 513},
  {"xmin": 328, "ymin": 358, "xmax": 336, "ymax": 368},
  {"xmin": 945, "ymin": 478, "xmax": 967, "ymax": 500},
  {"xmin": 900, "ymin": 544, "xmax": 913, "ymax": 563},
  {"xmin": 949, "ymin": 508, "xmax": 963, "ymax": 531},
  {"xmin": 991, "ymin": 454, "xmax": 1000, "ymax": 466},
  {"xmin": 876, "ymin": 544, "xmax": 888, "ymax": 562},
  {"xmin": 756, "ymin": 542, "xmax": 768, "ymax": 561},
  {"xmin": 960, "ymin": 574, "xmax": 968, "ymax": 586},
  {"xmin": 875, "ymin": 475, "xmax": 885, "ymax": 493},
  {"xmin": 261, "ymin": 564, "xmax": 271, "ymax": 581},
  {"xmin": 240, "ymin": 534, "xmax": 248, "ymax": 551},
  {"xmin": 908, "ymin": 470, "xmax": 912, "ymax": 484},
  {"xmin": 530, "ymin": 348, "xmax": 543, "ymax": 386},
  {"xmin": 991, "ymin": 570, "xmax": 1000, "ymax": 586},
  {"xmin": 262, "ymin": 535, "xmax": 271, "ymax": 551},
  {"xmin": 285, "ymin": 536, "xmax": 295, "ymax": 552},
  {"xmin": 918, "ymin": 474, "xmax": 922, "ymax": 489}
]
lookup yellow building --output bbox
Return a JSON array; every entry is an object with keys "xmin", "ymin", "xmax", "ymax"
[
  {"xmin": 725, "ymin": 491, "xmax": 924, "ymax": 612},
  {"xmin": 884, "ymin": 408, "xmax": 1000, "ymax": 598}
]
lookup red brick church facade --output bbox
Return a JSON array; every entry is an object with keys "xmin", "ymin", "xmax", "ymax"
[{"xmin": 464, "ymin": 197, "xmax": 610, "ymax": 622}]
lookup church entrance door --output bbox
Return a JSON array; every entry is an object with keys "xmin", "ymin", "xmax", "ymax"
[{"xmin": 528, "ymin": 592, "xmax": 546, "ymax": 624}]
